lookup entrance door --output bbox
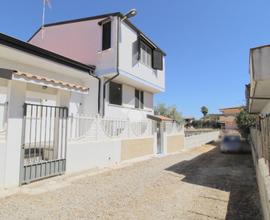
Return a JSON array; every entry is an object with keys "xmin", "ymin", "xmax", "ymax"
[
  {"xmin": 157, "ymin": 122, "xmax": 162, "ymax": 154},
  {"xmin": 20, "ymin": 103, "xmax": 68, "ymax": 184}
]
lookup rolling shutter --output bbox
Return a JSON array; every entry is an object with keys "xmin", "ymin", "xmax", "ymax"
[
  {"xmin": 137, "ymin": 36, "xmax": 141, "ymax": 60},
  {"xmin": 152, "ymin": 49, "xmax": 163, "ymax": 70}
]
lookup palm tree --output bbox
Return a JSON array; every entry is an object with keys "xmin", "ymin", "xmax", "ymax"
[{"xmin": 201, "ymin": 106, "xmax": 208, "ymax": 118}]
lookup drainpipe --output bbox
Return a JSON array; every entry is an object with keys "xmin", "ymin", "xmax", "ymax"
[
  {"xmin": 88, "ymin": 69, "xmax": 101, "ymax": 114},
  {"xmin": 102, "ymin": 16, "xmax": 121, "ymax": 116}
]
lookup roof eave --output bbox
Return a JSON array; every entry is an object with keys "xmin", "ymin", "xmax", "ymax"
[{"xmin": 0, "ymin": 33, "xmax": 95, "ymax": 73}]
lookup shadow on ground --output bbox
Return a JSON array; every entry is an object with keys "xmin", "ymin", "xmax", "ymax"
[{"xmin": 165, "ymin": 142, "xmax": 262, "ymax": 220}]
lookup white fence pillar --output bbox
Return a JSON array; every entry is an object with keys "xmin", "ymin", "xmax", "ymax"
[
  {"xmin": 54, "ymin": 90, "xmax": 70, "ymax": 159},
  {"xmin": 4, "ymin": 80, "xmax": 26, "ymax": 188}
]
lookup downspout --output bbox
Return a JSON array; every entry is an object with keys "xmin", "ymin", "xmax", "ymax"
[
  {"xmin": 88, "ymin": 68, "xmax": 101, "ymax": 114},
  {"xmin": 102, "ymin": 16, "xmax": 121, "ymax": 116}
]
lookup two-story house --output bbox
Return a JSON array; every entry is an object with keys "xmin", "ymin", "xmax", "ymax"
[{"xmin": 28, "ymin": 12, "xmax": 166, "ymax": 121}]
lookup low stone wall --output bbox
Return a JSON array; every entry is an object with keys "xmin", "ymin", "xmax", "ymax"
[
  {"xmin": 167, "ymin": 134, "xmax": 184, "ymax": 153},
  {"xmin": 121, "ymin": 137, "xmax": 154, "ymax": 161},
  {"xmin": 184, "ymin": 131, "xmax": 220, "ymax": 149}
]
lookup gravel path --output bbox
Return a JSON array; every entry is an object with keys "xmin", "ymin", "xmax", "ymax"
[{"xmin": 0, "ymin": 143, "xmax": 262, "ymax": 220}]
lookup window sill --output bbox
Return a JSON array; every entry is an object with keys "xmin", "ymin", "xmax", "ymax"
[{"xmin": 97, "ymin": 48, "xmax": 112, "ymax": 54}]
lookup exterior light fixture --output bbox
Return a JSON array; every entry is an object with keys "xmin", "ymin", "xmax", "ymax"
[{"xmin": 122, "ymin": 9, "xmax": 137, "ymax": 21}]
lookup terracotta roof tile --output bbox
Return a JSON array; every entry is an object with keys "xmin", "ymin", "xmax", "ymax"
[{"xmin": 13, "ymin": 71, "xmax": 89, "ymax": 93}]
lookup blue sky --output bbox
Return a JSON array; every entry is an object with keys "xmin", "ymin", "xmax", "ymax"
[{"xmin": 0, "ymin": 0, "xmax": 270, "ymax": 118}]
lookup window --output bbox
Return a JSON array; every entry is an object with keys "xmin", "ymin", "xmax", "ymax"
[
  {"xmin": 135, "ymin": 89, "xmax": 140, "ymax": 108},
  {"xmin": 102, "ymin": 21, "xmax": 111, "ymax": 50},
  {"xmin": 140, "ymin": 41, "xmax": 152, "ymax": 67},
  {"xmin": 109, "ymin": 82, "xmax": 122, "ymax": 105},
  {"xmin": 135, "ymin": 89, "xmax": 144, "ymax": 109},
  {"xmin": 138, "ymin": 38, "xmax": 164, "ymax": 70},
  {"xmin": 140, "ymin": 91, "xmax": 144, "ymax": 109}
]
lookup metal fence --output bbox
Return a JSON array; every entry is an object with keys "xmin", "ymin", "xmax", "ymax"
[
  {"xmin": 165, "ymin": 121, "xmax": 183, "ymax": 135},
  {"xmin": 0, "ymin": 102, "xmax": 8, "ymax": 142},
  {"xmin": 68, "ymin": 115, "xmax": 155, "ymax": 141},
  {"xmin": 250, "ymin": 116, "xmax": 270, "ymax": 167},
  {"xmin": 68, "ymin": 115, "xmax": 184, "ymax": 141}
]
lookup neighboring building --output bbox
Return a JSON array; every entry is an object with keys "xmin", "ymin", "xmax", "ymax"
[
  {"xmin": 219, "ymin": 106, "xmax": 244, "ymax": 130},
  {"xmin": 248, "ymin": 44, "xmax": 270, "ymax": 220},
  {"xmin": 28, "ymin": 12, "xmax": 166, "ymax": 121},
  {"xmin": 204, "ymin": 114, "xmax": 221, "ymax": 121}
]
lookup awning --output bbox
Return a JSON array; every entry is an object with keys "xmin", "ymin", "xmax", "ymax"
[
  {"xmin": 147, "ymin": 114, "xmax": 173, "ymax": 122},
  {"xmin": 10, "ymin": 70, "xmax": 89, "ymax": 94}
]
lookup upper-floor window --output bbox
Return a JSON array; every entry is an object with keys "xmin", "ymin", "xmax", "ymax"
[
  {"xmin": 109, "ymin": 81, "xmax": 122, "ymax": 105},
  {"xmin": 135, "ymin": 89, "xmax": 144, "ymax": 109},
  {"xmin": 140, "ymin": 41, "xmax": 152, "ymax": 67},
  {"xmin": 137, "ymin": 37, "xmax": 163, "ymax": 70},
  {"xmin": 102, "ymin": 21, "xmax": 111, "ymax": 50}
]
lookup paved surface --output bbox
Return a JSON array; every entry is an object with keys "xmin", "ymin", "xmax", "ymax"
[{"xmin": 0, "ymin": 143, "xmax": 262, "ymax": 220}]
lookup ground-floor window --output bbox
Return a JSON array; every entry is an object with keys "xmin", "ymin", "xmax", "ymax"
[
  {"xmin": 135, "ymin": 89, "xmax": 144, "ymax": 109},
  {"xmin": 109, "ymin": 81, "xmax": 122, "ymax": 105}
]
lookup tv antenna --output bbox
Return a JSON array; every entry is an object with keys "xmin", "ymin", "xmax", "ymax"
[{"xmin": 41, "ymin": 0, "xmax": 52, "ymax": 39}]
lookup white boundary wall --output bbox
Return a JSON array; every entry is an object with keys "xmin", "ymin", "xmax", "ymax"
[
  {"xmin": 65, "ymin": 119, "xmax": 184, "ymax": 174},
  {"xmin": 66, "ymin": 140, "xmax": 121, "ymax": 173},
  {"xmin": 184, "ymin": 131, "xmax": 220, "ymax": 149}
]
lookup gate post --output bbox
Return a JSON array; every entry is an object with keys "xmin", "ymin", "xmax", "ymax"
[
  {"xmin": 54, "ymin": 90, "xmax": 70, "ymax": 160},
  {"xmin": 4, "ymin": 80, "xmax": 26, "ymax": 188}
]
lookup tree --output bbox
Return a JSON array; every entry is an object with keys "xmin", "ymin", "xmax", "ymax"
[
  {"xmin": 201, "ymin": 106, "xmax": 208, "ymax": 117},
  {"xmin": 154, "ymin": 103, "xmax": 183, "ymax": 123},
  {"xmin": 235, "ymin": 109, "xmax": 256, "ymax": 138}
]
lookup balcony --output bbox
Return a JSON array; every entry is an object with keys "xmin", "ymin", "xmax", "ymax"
[{"xmin": 248, "ymin": 45, "xmax": 270, "ymax": 113}]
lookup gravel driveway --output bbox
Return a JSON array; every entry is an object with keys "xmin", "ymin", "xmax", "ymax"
[{"xmin": 0, "ymin": 143, "xmax": 261, "ymax": 220}]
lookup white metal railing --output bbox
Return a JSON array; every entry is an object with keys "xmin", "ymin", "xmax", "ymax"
[
  {"xmin": 0, "ymin": 102, "xmax": 8, "ymax": 142},
  {"xmin": 68, "ymin": 115, "xmax": 154, "ymax": 141},
  {"xmin": 0, "ymin": 102, "xmax": 8, "ymax": 131},
  {"xmin": 165, "ymin": 121, "xmax": 184, "ymax": 135}
]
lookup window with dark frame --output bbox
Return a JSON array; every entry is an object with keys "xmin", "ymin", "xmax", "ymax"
[
  {"xmin": 135, "ymin": 89, "xmax": 140, "ymax": 108},
  {"xmin": 102, "ymin": 21, "xmax": 111, "ymax": 51},
  {"xmin": 140, "ymin": 91, "xmax": 144, "ymax": 109},
  {"xmin": 140, "ymin": 41, "xmax": 152, "ymax": 67},
  {"xmin": 109, "ymin": 82, "xmax": 122, "ymax": 105},
  {"xmin": 134, "ymin": 89, "xmax": 144, "ymax": 109},
  {"xmin": 138, "ymin": 37, "xmax": 164, "ymax": 71}
]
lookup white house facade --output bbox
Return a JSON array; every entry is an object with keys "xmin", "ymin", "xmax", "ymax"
[
  {"xmin": 28, "ymin": 12, "xmax": 166, "ymax": 120},
  {"xmin": 0, "ymin": 12, "xmax": 195, "ymax": 189}
]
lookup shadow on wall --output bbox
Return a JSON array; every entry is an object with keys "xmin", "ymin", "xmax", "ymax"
[{"xmin": 165, "ymin": 144, "xmax": 261, "ymax": 220}]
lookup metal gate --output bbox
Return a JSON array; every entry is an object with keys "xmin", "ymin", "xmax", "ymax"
[{"xmin": 20, "ymin": 103, "xmax": 68, "ymax": 184}]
